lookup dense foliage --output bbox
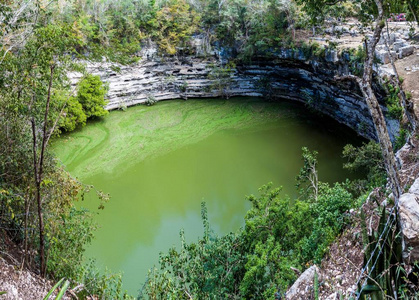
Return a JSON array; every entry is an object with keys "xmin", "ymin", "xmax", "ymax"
[
  {"xmin": 142, "ymin": 148, "xmax": 360, "ymax": 299},
  {"xmin": 0, "ymin": 2, "xmax": 117, "ymax": 298},
  {"xmin": 59, "ymin": 74, "xmax": 108, "ymax": 132}
]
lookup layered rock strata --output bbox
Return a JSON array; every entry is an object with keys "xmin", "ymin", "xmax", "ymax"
[{"xmin": 70, "ymin": 46, "xmax": 407, "ymax": 141}]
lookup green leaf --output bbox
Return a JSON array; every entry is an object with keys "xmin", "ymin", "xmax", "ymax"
[
  {"xmin": 43, "ymin": 278, "xmax": 65, "ymax": 300},
  {"xmin": 55, "ymin": 280, "xmax": 70, "ymax": 300}
]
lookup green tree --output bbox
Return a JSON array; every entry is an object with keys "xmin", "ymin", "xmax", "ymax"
[
  {"xmin": 58, "ymin": 95, "xmax": 87, "ymax": 132},
  {"xmin": 151, "ymin": 0, "xmax": 199, "ymax": 55},
  {"xmin": 143, "ymin": 203, "xmax": 246, "ymax": 299},
  {"xmin": 76, "ymin": 74, "xmax": 108, "ymax": 119},
  {"xmin": 298, "ymin": 0, "xmax": 403, "ymax": 199},
  {"xmin": 343, "ymin": 142, "xmax": 386, "ymax": 188},
  {"xmin": 296, "ymin": 147, "xmax": 319, "ymax": 201},
  {"xmin": 15, "ymin": 22, "xmax": 79, "ymax": 276}
]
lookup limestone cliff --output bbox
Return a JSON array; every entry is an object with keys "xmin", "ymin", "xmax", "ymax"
[{"xmin": 70, "ymin": 45, "xmax": 402, "ymax": 141}]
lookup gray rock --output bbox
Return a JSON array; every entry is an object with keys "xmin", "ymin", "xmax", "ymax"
[
  {"xmin": 286, "ymin": 265, "xmax": 320, "ymax": 299},
  {"xmin": 325, "ymin": 49, "xmax": 339, "ymax": 63},
  {"xmin": 375, "ymin": 49, "xmax": 390, "ymax": 64},
  {"xmin": 399, "ymin": 45, "xmax": 415, "ymax": 58},
  {"xmin": 393, "ymin": 41, "xmax": 408, "ymax": 52},
  {"xmin": 399, "ymin": 193, "xmax": 419, "ymax": 263},
  {"xmin": 409, "ymin": 178, "xmax": 419, "ymax": 194},
  {"xmin": 395, "ymin": 142, "xmax": 410, "ymax": 167},
  {"xmin": 390, "ymin": 50, "xmax": 397, "ymax": 59},
  {"xmin": 379, "ymin": 33, "xmax": 400, "ymax": 46},
  {"xmin": 334, "ymin": 26, "xmax": 349, "ymax": 34}
]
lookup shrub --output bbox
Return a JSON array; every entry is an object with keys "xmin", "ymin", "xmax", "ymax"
[
  {"xmin": 394, "ymin": 128, "xmax": 408, "ymax": 151},
  {"xmin": 46, "ymin": 207, "xmax": 96, "ymax": 280},
  {"xmin": 142, "ymin": 149, "xmax": 357, "ymax": 299},
  {"xmin": 300, "ymin": 182, "xmax": 354, "ymax": 263},
  {"xmin": 145, "ymin": 95, "xmax": 157, "ymax": 106},
  {"xmin": 59, "ymin": 96, "xmax": 87, "ymax": 132},
  {"xmin": 343, "ymin": 142, "xmax": 386, "ymax": 189},
  {"xmin": 76, "ymin": 74, "xmax": 108, "ymax": 118}
]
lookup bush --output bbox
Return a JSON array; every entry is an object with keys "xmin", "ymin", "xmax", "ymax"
[
  {"xmin": 79, "ymin": 260, "xmax": 134, "ymax": 299},
  {"xmin": 394, "ymin": 128, "xmax": 408, "ymax": 151},
  {"xmin": 76, "ymin": 74, "xmax": 108, "ymax": 119},
  {"xmin": 59, "ymin": 96, "xmax": 87, "ymax": 132},
  {"xmin": 142, "ymin": 149, "xmax": 357, "ymax": 299},
  {"xmin": 46, "ymin": 207, "xmax": 96, "ymax": 280},
  {"xmin": 145, "ymin": 95, "xmax": 157, "ymax": 106},
  {"xmin": 343, "ymin": 142, "xmax": 386, "ymax": 189},
  {"xmin": 300, "ymin": 182, "xmax": 353, "ymax": 263}
]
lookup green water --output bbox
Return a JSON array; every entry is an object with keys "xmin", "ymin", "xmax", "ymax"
[{"xmin": 52, "ymin": 97, "xmax": 361, "ymax": 295}]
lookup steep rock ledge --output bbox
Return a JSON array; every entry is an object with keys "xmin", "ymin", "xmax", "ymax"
[{"xmin": 70, "ymin": 48, "xmax": 401, "ymax": 141}]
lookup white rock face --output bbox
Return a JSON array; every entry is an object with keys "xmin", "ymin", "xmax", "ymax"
[
  {"xmin": 374, "ymin": 32, "xmax": 416, "ymax": 64},
  {"xmin": 399, "ymin": 180, "xmax": 419, "ymax": 263},
  {"xmin": 68, "ymin": 43, "xmax": 403, "ymax": 142},
  {"xmin": 286, "ymin": 265, "xmax": 320, "ymax": 299},
  {"xmin": 408, "ymin": 178, "xmax": 419, "ymax": 194}
]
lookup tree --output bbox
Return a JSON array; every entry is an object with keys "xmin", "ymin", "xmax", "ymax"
[
  {"xmin": 76, "ymin": 74, "xmax": 108, "ymax": 119},
  {"xmin": 59, "ymin": 95, "xmax": 87, "ymax": 132},
  {"xmin": 151, "ymin": 0, "xmax": 199, "ymax": 55},
  {"xmin": 25, "ymin": 23, "xmax": 80, "ymax": 276},
  {"xmin": 0, "ymin": 0, "xmax": 39, "ymax": 63},
  {"xmin": 296, "ymin": 147, "xmax": 319, "ymax": 201},
  {"xmin": 339, "ymin": 0, "xmax": 403, "ymax": 200},
  {"xmin": 0, "ymin": 13, "xmax": 80, "ymax": 274}
]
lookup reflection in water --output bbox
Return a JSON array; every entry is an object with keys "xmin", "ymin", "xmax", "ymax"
[{"xmin": 53, "ymin": 98, "xmax": 361, "ymax": 294}]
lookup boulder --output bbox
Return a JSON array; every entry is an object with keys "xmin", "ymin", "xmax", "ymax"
[
  {"xmin": 375, "ymin": 49, "xmax": 390, "ymax": 64},
  {"xmin": 399, "ymin": 192, "xmax": 419, "ymax": 263},
  {"xmin": 286, "ymin": 265, "xmax": 320, "ymax": 299},
  {"xmin": 409, "ymin": 178, "xmax": 419, "ymax": 194},
  {"xmin": 393, "ymin": 40, "xmax": 408, "ymax": 52},
  {"xmin": 399, "ymin": 45, "xmax": 415, "ymax": 58},
  {"xmin": 325, "ymin": 49, "xmax": 338, "ymax": 63},
  {"xmin": 378, "ymin": 33, "xmax": 399, "ymax": 46}
]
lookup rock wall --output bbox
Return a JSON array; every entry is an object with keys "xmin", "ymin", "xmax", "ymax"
[{"xmin": 70, "ymin": 48, "xmax": 401, "ymax": 141}]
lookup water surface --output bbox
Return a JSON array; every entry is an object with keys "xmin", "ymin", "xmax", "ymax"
[{"xmin": 53, "ymin": 97, "xmax": 361, "ymax": 295}]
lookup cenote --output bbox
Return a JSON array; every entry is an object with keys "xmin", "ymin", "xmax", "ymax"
[{"xmin": 52, "ymin": 97, "xmax": 362, "ymax": 295}]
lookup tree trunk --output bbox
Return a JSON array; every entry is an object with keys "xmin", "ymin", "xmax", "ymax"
[
  {"xmin": 362, "ymin": 0, "xmax": 402, "ymax": 200},
  {"xmin": 407, "ymin": 1, "xmax": 419, "ymax": 26},
  {"xmin": 31, "ymin": 65, "xmax": 55, "ymax": 277},
  {"xmin": 337, "ymin": 0, "xmax": 403, "ymax": 200},
  {"xmin": 31, "ymin": 118, "xmax": 46, "ymax": 276}
]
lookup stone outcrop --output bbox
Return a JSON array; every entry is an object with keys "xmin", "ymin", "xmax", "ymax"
[
  {"xmin": 286, "ymin": 265, "xmax": 320, "ymax": 299},
  {"xmin": 375, "ymin": 31, "xmax": 416, "ymax": 63},
  {"xmin": 399, "ymin": 178, "xmax": 419, "ymax": 263},
  {"xmin": 70, "ymin": 45, "xmax": 403, "ymax": 141}
]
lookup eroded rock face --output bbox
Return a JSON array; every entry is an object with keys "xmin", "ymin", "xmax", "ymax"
[
  {"xmin": 399, "ymin": 178, "xmax": 419, "ymax": 263},
  {"xmin": 69, "ymin": 48, "xmax": 400, "ymax": 141}
]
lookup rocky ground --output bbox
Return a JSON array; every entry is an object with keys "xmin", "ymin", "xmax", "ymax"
[{"xmin": 0, "ymin": 257, "xmax": 62, "ymax": 300}]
